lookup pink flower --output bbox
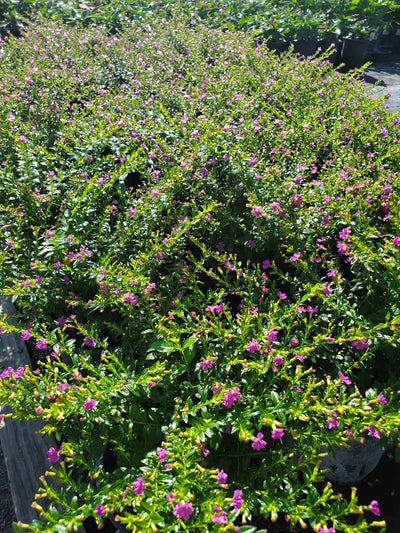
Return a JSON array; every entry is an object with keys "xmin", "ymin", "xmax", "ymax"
[
  {"xmin": 251, "ymin": 432, "xmax": 267, "ymax": 451},
  {"xmin": 21, "ymin": 330, "xmax": 30, "ymax": 341},
  {"xmin": 82, "ymin": 398, "xmax": 96, "ymax": 410},
  {"xmin": 246, "ymin": 339, "xmax": 260, "ymax": 353},
  {"xmin": 212, "ymin": 506, "xmax": 228, "ymax": 524},
  {"xmin": 232, "ymin": 489, "xmax": 243, "ymax": 511},
  {"xmin": 217, "ymin": 469, "xmax": 228, "ymax": 485},
  {"xmin": 36, "ymin": 338, "xmax": 48, "ymax": 350},
  {"xmin": 95, "ymin": 504, "xmax": 105, "ymax": 517},
  {"xmin": 322, "ymin": 282, "xmax": 331, "ymax": 295},
  {"xmin": 393, "ymin": 237, "xmax": 400, "ymax": 246},
  {"xmin": 123, "ymin": 292, "xmax": 138, "ymax": 306},
  {"xmin": 367, "ymin": 425, "xmax": 380, "ymax": 439},
  {"xmin": 290, "ymin": 251, "xmax": 300, "ymax": 262},
  {"xmin": 173, "ymin": 501, "xmax": 193, "ymax": 521},
  {"xmin": 132, "ymin": 477, "xmax": 146, "ymax": 495},
  {"xmin": 271, "ymin": 428, "xmax": 284, "ymax": 439},
  {"xmin": 338, "ymin": 228, "xmax": 351, "ymax": 240},
  {"xmin": 266, "ymin": 329, "xmax": 278, "ymax": 342},
  {"xmin": 222, "ymin": 387, "xmax": 241, "ymax": 408},
  {"xmin": 14, "ymin": 366, "xmax": 24, "ymax": 379},
  {"xmin": 352, "ymin": 337, "xmax": 369, "ymax": 350},
  {"xmin": 378, "ymin": 394, "xmax": 387, "ymax": 404},
  {"xmin": 157, "ymin": 448, "xmax": 167, "ymax": 461},
  {"xmin": 338, "ymin": 371, "xmax": 352, "ymax": 385},
  {"xmin": 199, "ymin": 358, "xmax": 213, "ymax": 370},
  {"xmin": 327, "ymin": 411, "xmax": 339, "ymax": 430},
  {"xmin": 84, "ymin": 336, "xmax": 95, "ymax": 347},
  {"xmin": 47, "ymin": 447, "xmax": 60, "ymax": 462},
  {"xmin": 337, "ymin": 241, "xmax": 350, "ymax": 254},
  {"xmin": 251, "ymin": 205, "xmax": 263, "ymax": 217},
  {"xmin": 370, "ymin": 500, "xmax": 380, "ymax": 516}
]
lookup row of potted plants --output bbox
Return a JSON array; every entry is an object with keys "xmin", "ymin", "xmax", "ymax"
[
  {"xmin": 0, "ymin": 0, "xmax": 399, "ymax": 41},
  {"xmin": 0, "ymin": 12, "xmax": 399, "ymax": 532}
]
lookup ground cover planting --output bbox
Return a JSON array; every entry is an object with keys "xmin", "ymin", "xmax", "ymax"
[{"xmin": 0, "ymin": 12, "xmax": 400, "ymax": 533}]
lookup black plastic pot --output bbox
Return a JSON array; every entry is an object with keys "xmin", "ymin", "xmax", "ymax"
[
  {"xmin": 340, "ymin": 38, "xmax": 370, "ymax": 70},
  {"xmin": 267, "ymin": 40, "xmax": 290, "ymax": 55},
  {"xmin": 292, "ymin": 38, "xmax": 318, "ymax": 57}
]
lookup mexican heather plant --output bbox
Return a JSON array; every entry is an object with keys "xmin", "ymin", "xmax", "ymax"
[{"xmin": 0, "ymin": 15, "xmax": 399, "ymax": 533}]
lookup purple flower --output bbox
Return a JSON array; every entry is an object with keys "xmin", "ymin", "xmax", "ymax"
[
  {"xmin": 82, "ymin": 398, "xmax": 96, "ymax": 410},
  {"xmin": 367, "ymin": 425, "xmax": 380, "ymax": 439},
  {"xmin": 370, "ymin": 500, "xmax": 380, "ymax": 516},
  {"xmin": 212, "ymin": 506, "xmax": 228, "ymax": 524},
  {"xmin": 338, "ymin": 371, "xmax": 352, "ymax": 385},
  {"xmin": 290, "ymin": 251, "xmax": 300, "ymax": 262},
  {"xmin": 393, "ymin": 237, "xmax": 400, "ymax": 246},
  {"xmin": 378, "ymin": 394, "xmax": 387, "ymax": 404},
  {"xmin": 232, "ymin": 489, "xmax": 243, "ymax": 511},
  {"xmin": 47, "ymin": 447, "xmax": 60, "ymax": 463},
  {"xmin": 246, "ymin": 339, "xmax": 261, "ymax": 353},
  {"xmin": 217, "ymin": 469, "xmax": 228, "ymax": 484},
  {"xmin": 157, "ymin": 448, "xmax": 167, "ymax": 461},
  {"xmin": 173, "ymin": 501, "xmax": 193, "ymax": 521},
  {"xmin": 84, "ymin": 336, "xmax": 95, "ymax": 347},
  {"xmin": 222, "ymin": 387, "xmax": 242, "ymax": 408},
  {"xmin": 95, "ymin": 504, "xmax": 105, "ymax": 517},
  {"xmin": 36, "ymin": 338, "xmax": 48, "ymax": 350},
  {"xmin": 1, "ymin": 367, "xmax": 13, "ymax": 379},
  {"xmin": 14, "ymin": 366, "xmax": 25, "ymax": 379},
  {"xmin": 123, "ymin": 292, "xmax": 138, "ymax": 306},
  {"xmin": 337, "ymin": 240, "xmax": 351, "ymax": 253},
  {"xmin": 21, "ymin": 330, "xmax": 31, "ymax": 341},
  {"xmin": 327, "ymin": 411, "xmax": 339, "ymax": 430},
  {"xmin": 251, "ymin": 205, "xmax": 263, "ymax": 217},
  {"xmin": 199, "ymin": 358, "xmax": 213, "ymax": 370},
  {"xmin": 271, "ymin": 428, "xmax": 284, "ymax": 439},
  {"xmin": 266, "ymin": 329, "xmax": 278, "ymax": 342},
  {"xmin": 132, "ymin": 477, "xmax": 146, "ymax": 495},
  {"xmin": 352, "ymin": 337, "xmax": 369, "ymax": 350},
  {"xmin": 338, "ymin": 227, "xmax": 351, "ymax": 240},
  {"xmin": 251, "ymin": 432, "xmax": 267, "ymax": 451}
]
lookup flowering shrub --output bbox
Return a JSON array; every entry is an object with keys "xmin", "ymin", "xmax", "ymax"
[{"xmin": 0, "ymin": 14, "xmax": 399, "ymax": 532}]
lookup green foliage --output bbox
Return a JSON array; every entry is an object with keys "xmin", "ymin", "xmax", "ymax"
[{"xmin": 0, "ymin": 14, "xmax": 399, "ymax": 533}]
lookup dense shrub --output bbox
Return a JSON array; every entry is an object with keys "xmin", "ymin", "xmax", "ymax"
[
  {"xmin": 0, "ymin": 15, "xmax": 399, "ymax": 533},
  {"xmin": 0, "ymin": 0, "xmax": 399, "ymax": 39}
]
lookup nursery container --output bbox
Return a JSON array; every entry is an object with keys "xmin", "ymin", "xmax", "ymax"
[{"xmin": 319, "ymin": 438, "xmax": 385, "ymax": 484}]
